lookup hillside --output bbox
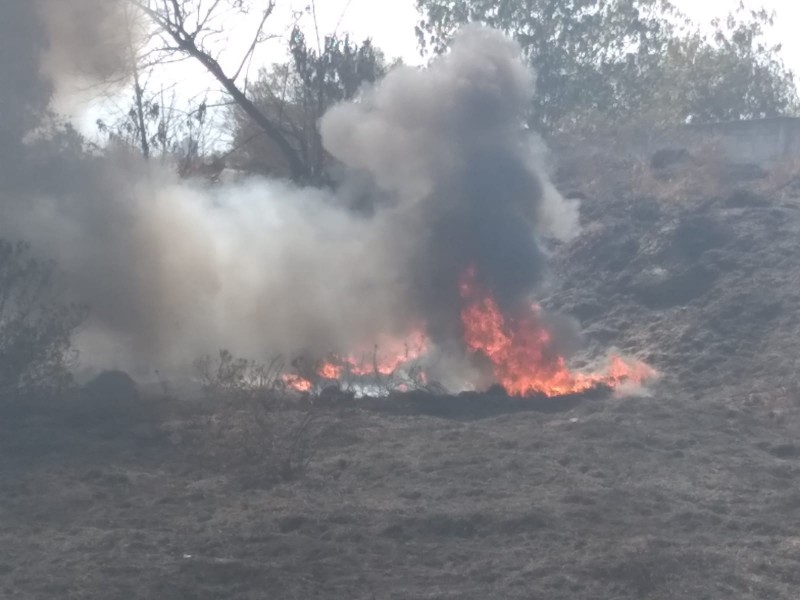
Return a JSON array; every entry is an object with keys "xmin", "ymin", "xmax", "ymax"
[{"xmin": 3, "ymin": 144, "xmax": 800, "ymax": 599}]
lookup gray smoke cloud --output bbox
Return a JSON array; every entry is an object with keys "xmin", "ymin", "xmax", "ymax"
[
  {"xmin": 321, "ymin": 25, "xmax": 579, "ymax": 342},
  {"xmin": 0, "ymin": 13, "xmax": 580, "ymax": 380},
  {"xmin": 37, "ymin": 0, "xmax": 140, "ymax": 113}
]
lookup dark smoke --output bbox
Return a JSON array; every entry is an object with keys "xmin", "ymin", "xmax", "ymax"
[
  {"xmin": 321, "ymin": 25, "xmax": 579, "ymax": 343},
  {"xmin": 0, "ymin": 9, "xmax": 579, "ymax": 383}
]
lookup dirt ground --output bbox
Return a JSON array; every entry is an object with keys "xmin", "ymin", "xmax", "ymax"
[{"xmin": 3, "ymin": 147, "xmax": 800, "ymax": 599}]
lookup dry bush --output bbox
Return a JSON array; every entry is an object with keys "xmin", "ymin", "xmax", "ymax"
[
  {"xmin": 0, "ymin": 240, "xmax": 87, "ymax": 402},
  {"xmin": 68, "ymin": 370, "xmax": 164, "ymax": 433},
  {"xmin": 194, "ymin": 350, "xmax": 332, "ymax": 486},
  {"xmin": 754, "ymin": 157, "xmax": 800, "ymax": 199},
  {"xmin": 553, "ymin": 125, "xmax": 745, "ymax": 207},
  {"xmin": 631, "ymin": 136, "xmax": 727, "ymax": 204},
  {"xmin": 633, "ymin": 137, "xmax": 800, "ymax": 206}
]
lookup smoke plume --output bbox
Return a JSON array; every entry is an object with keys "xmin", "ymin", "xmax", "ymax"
[
  {"xmin": 0, "ymin": 9, "xmax": 580, "ymax": 381},
  {"xmin": 321, "ymin": 25, "xmax": 580, "ymax": 343},
  {"xmin": 37, "ymin": 0, "xmax": 140, "ymax": 113}
]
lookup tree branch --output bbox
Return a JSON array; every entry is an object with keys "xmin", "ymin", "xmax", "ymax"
[
  {"xmin": 232, "ymin": 1, "xmax": 275, "ymax": 82},
  {"xmin": 131, "ymin": 0, "xmax": 309, "ymax": 181}
]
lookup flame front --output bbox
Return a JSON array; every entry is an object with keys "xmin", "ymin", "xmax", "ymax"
[
  {"xmin": 281, "ymin": 373, "xmax": 313, "ymax": 393},
  {"xmin": 282, "ymin": 330, "xmax": 428, "ymax": 392},
  {"xmin": 282, "ymin": 268, "xmax": 655, "ymax": 397},
  {"xmin": 339, "ymin": 330, "xmax": 428, "ymax": 377},
  {"xmin": 458, "ymin": 267, "xmax": 655, "ymax": 396}
]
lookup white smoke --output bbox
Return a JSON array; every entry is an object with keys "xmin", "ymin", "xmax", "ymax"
[{"xmin": 0, "ymin": 17, "xmax": 581, "ymax": 379}]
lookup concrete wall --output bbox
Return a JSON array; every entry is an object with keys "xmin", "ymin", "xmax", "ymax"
[
  {"xmin": 550, "ymin": 117, "xmax": 800, "ymax": 170},
  {"xmin": 686, "ymin": 117, "xmax": 800, "ymax": 166}
]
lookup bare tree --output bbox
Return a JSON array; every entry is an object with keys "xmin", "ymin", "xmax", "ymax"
[{"xmin": 130, "ymin": 0, "xmax": 310, "ymax": 182}]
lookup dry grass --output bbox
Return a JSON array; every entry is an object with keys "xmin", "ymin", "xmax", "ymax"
[
  {"xmin": 5, "ymin": 389, "xmax": 800, "ymax": 599},
  {"xmin": 631, "ymin": 136, "xmax": 728, "ymax": 203},
  {"xmin": 754, "ymin": 156, "xmax": 800, "ymax": 198},
  {"xmin": 193, "ymin": 350, "xmax": 334, "ymax": 487},
  {"xmin": 557, "ymin": 126, "xmax": 800, "ymax": 209}
]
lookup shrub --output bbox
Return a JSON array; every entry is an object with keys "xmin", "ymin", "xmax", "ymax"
[
  {"xmin": 74, "ymin": 369, "xmax": 154, "ymax": 428},
  {"xmin": 0, "ymin": 240, "xmax": 87, "ymax": 401},
  {"xmin": 632, "ymin": 137, "xmax": 726, "ymax": 203},
  {"xmin": 194, "ymin": 350, "xmax": 330, "ymax": 486}
]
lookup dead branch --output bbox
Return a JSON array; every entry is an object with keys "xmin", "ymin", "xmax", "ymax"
[{"xmin": 131, "ymin": 0, "xmax": 309, "ymax": 181}]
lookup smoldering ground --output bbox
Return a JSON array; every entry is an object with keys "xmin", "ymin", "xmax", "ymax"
[{"xmin": 0, "ymin": 4, "xmax": 581, "ymax": 380}]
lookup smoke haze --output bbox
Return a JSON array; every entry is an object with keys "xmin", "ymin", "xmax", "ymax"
[
  {"xmin": 0, "ymin": 6, "xmax": 580, "ymax": 380},
  {"xmin": 37, "ymin": 0, "xmax": 140, "ymax": 113}
]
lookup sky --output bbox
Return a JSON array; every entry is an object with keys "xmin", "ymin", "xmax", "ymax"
[
  {"xmin": 80, "ymin": 0, "xmax": 800, "ymax": 136},
  {"xmin": 322, "ymin": 0, "xmax": 799, "ymax": 68},
  {"xmin": 183, "ymin": 0, "xmax": 800, "ymax": 97}
]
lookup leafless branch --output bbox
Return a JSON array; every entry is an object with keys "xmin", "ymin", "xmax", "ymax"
[
  {"xmin": 232, "ymin": 1, "xmax": 275, "ymax": 82},
  {"xmin": 130, "ymin": 0, "xmax": 309, "ymax": 181}
]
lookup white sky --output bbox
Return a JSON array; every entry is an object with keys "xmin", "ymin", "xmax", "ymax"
[
  {"xmin": 155, "ymin": 0, "xmax": 800, "ymax": 87},
  {"xmin": 80, "ymin": 0, "xmax": 800, "ymax": 135},
  {"xmin": 322, "ymin": 0, "xmax": 800, "ymax": 69}
]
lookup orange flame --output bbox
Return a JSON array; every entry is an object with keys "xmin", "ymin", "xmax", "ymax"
[
  {"xmin": 281, "ymin": 330, "xmax": 429, "ymax": 392},
  {"xmin": 281, "ymin": 373, "xmax": 313, "ymax": 393},
  {"xmin": 318, "ymin": 362, "xmax": 344, "ymax": 380},
  {"xmin": 459, "ymin": 267, "xmax": 655, "ymax": 397},
  {"xmin": 340, "ymin": 330, "xmax": 428, "ymax": 377},
  {"xmin": 282, "ymin": 268, "xmax": 656, "ymax": 397}
]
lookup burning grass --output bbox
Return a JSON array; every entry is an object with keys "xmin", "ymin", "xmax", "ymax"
[
  {"xmin": 279, "ymin": 265, "xmax": 657, "ymax": 400},
  {"xmin": 458, "ymin": 266, "xmax": 656, "ymax": 397},
  {"xmin": 281, "ymin": 330, "xmax": 434, "ymax": 397}
]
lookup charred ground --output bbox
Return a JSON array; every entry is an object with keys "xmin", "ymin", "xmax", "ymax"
[{"xmin": 3, "ymin": 142, "xmax": 800, "ymax": 599}]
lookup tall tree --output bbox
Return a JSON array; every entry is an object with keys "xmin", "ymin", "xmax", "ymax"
[
  {"xmin": 230, "ymin": 27, "xmax": 387, "ymax": 182},
  {"xmin": 415, "ymin": 0, "xmax": 681, "ymax": 130},
  {"xmin": 649, "ymin": 5, "xmax": 798, "ymax": 124},
  {"xmin": 415, "ymin": 0, "xmax": 798, "ymax": 131}
]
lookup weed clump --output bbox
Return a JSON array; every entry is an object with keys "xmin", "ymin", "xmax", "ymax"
[{"xmin": 194, "ymin": 350, "xmax": 332, "ymax": 487}]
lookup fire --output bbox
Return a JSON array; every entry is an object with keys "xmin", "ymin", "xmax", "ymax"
[
  {"xmin": 281, "ymin": 373, "xmax": 313, "ymax": 393},
  {"xmin": 281, "ymin": 267, "xmax": 655, "ymax": 397},
  {"xmin": 337, "ymin": 330, "xmax": 428, "ymax": 377},
  {"xmin": 281, "ymin": 329, "xmax": 429, "ymax": 392},
  {"xmin": 318, "ymin": 362, "xmax": 344, "ymax": 380},
  {"xmin": 458, "ymin": 267, "xmax": 655, "ymax": 397}
]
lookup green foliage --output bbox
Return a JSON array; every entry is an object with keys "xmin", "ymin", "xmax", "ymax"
[
  {"xmin": 0, "ymin": 241, "xmax": 87, "ymax": 400},
  {"xmin": 416, "ymin": 0, "xmax": 679, "ymax": 129},
  {"xmin": 230, "ymin": 28, "xmax": 387, "ymax": 182},
  {"xmin": 650, "ymin": 6, "xmax": 799, "ymax": 124},
  {"xmin": 288, "ymin": 26, "xmax": 387, "ymax": 106},
  {"xmin": 415, "ymin": 0, "xmax": 798, "ymax": 131}
]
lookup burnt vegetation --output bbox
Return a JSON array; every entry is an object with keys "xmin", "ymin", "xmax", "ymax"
[
  {"xmin": 0, "ymin": 240, "xmax": 86, "ymax": 403},
  {"xmin": 3, "ymin": 1, "xmax": 800, "ymax": 599},
  {"xmin": 5, "ymin": 133, "xmax": 800, "ymax": 598},
  {"xmin": 193, "ymin": 349, "xmax": 333, "ymax": 486}
]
